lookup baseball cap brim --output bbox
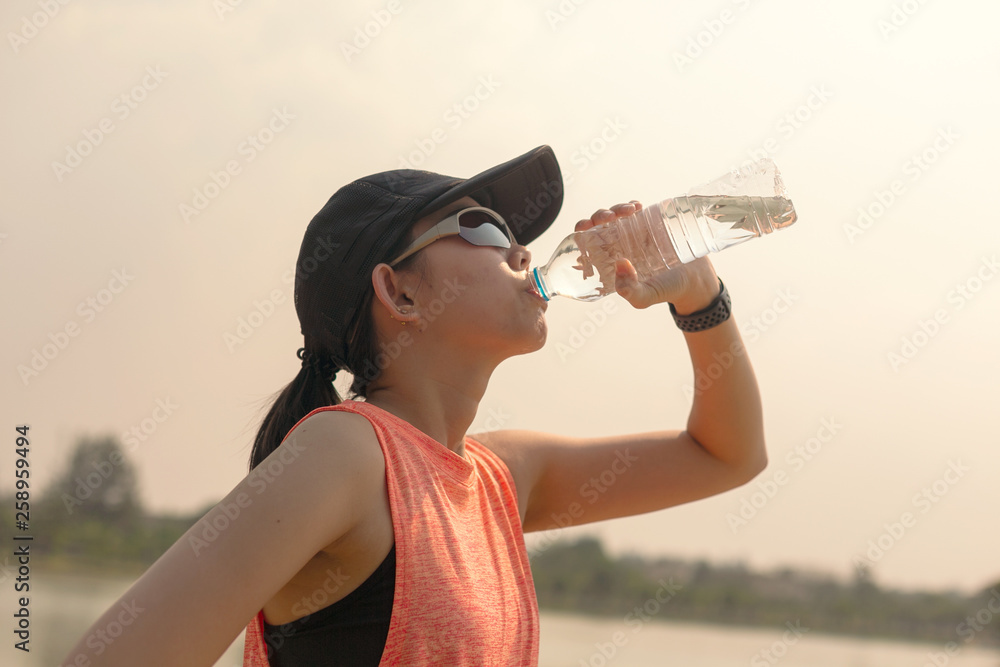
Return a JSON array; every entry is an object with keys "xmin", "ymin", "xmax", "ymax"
[{"xmin": 414, "ymin": 145, "xmax": 563, "ymax": 246}]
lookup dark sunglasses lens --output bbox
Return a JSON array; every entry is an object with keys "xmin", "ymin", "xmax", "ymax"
[{"xmin": 457, "ymin": 210, "xmax": 511, "ymax": 247}]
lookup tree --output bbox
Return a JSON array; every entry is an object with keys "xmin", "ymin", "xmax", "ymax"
[
  {"xmin": 45, "ymin": 435, "xmax": 142, "ymax": 523},
  {"xmin": 34, "ymin": 435, "xmax": 144, "ymax": 559}
]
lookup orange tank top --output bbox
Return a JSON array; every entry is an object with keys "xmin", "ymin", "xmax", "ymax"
[{"xmin": 241, "ymin": 400, "xmax": 540, "ymax": 666}]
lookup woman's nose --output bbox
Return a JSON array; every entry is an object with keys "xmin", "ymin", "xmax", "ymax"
[{"xmin": 511, "ymin": 243, "xmax": 531, "ymax": 271}]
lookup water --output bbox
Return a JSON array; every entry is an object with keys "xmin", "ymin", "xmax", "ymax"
[
  {"xmin": 10, "ymin": 572, "xmax": 998, "ymax": 667},
  {"xmin": 531, "ymin": 195, "xmax": 796, "ymax": 302},
  {"xmin": 539, "ymin": 610, "xmax": 1000, "ymax": 667},
  {"xmin": 4, "ymin": 570, "xmax": 245, "ymax": 667}
]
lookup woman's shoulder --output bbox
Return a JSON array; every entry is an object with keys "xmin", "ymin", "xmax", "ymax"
[
  {"xmin": 279, "ymin": 404, "xmax": 385, "ymax": 474},
  {"xmin": 286, "ymin": 400, "xmax": 382, "ymax": 437}
]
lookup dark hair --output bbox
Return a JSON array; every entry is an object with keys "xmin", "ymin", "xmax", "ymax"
[{"xmin": 247, "ymin": 227, "xmax": 425, "ymax": 472}]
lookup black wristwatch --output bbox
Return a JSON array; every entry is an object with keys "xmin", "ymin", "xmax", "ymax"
[{"xmin": 668, "ymin": 278, "xmax": 732, "ymax": 332}]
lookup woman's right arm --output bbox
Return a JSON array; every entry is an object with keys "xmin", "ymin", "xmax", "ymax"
[{"xmin": 59, "ymin": 410, "xmax": 384, "ymax": 667}]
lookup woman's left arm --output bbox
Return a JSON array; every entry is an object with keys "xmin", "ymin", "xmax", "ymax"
[
  {"xmin": 474, "ymin": 202, "xmax": 767, "ymax": 532},
  {"xmin": 588, "ymin": 200, "xmax": 766, "ymax": 471},
  {"xmin": 671, "ymin": 279, "xmax": 767, "ymax": 470}
]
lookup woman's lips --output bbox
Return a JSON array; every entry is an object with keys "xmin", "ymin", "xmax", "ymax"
[{"xmin": 525, "ymin": 285, "xmax": 547, "ymax": 306}]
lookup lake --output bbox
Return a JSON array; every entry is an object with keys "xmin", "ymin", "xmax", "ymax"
[{"xmin": 8, "ymin": 571, "xmax": 998, "ymax": 666}]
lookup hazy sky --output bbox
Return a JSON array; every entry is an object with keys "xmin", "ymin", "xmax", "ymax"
[{"xmin": 2, "ymin": 1, "xmax": 998, "ymax": 596}]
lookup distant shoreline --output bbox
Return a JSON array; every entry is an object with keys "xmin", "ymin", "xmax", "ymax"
[{"xmin": 32, "ymin": 557, "xmax": 1000, "ymax": 654}]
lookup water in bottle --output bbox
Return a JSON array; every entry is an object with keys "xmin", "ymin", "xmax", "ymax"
[{"xmin": 529, "ymin": 159, "xmax": 797, "ymax": 302}]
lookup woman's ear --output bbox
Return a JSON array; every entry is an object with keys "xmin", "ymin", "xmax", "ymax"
[{"xmin": 371, "ymin": 263, "xmax": 419, "ymax": 323}]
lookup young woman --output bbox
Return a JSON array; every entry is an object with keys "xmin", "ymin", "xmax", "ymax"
[{"xmin": 60, "ymin": 145, "xmax": 766, "ymax": 666}]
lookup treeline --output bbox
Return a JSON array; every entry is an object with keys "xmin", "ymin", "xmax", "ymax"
[
  {"xmin": 530, "ymin": 536, "xmax": 1000, "ymax": 648},
  {"xmin": 1, "ymin": 435, "xmax": 213, "ymax": 575}
]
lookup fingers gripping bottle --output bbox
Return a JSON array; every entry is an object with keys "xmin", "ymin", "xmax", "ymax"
[{"xmin": 528, "ymin": 159, "xmax": 798, "ymax": 302}]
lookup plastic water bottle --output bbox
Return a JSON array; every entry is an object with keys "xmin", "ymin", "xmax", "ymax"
[{"xmin": 529, "ymin": 159, "xmax": 797, "ymax": 302}]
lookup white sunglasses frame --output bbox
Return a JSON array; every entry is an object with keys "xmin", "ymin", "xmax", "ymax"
[{"xmin": 388, "ymin": 206, "xmax": 514, "ymax": 267}]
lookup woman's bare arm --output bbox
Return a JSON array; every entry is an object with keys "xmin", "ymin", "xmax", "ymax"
[{"xmin": 59, "ymin": 410, "xmax": 383, "ymax": 667}]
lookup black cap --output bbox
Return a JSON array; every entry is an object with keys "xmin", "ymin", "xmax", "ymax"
[{"xmin": 294, "ymin": 145, "xmax": 563, "ymax": 371}]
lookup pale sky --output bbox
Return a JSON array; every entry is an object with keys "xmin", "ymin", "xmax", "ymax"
[{"xmin": 2, "ymin": 0, "xmax": 998, "ymax": 595}]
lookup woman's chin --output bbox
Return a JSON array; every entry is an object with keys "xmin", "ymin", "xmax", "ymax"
[{"xmin": 525, "ymin": 322, "xmax": 548, "ymax": 353}]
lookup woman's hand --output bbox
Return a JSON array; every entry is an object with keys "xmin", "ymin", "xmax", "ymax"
[{"xmin": 575, "ymin": 202, "xmax": 721, "ymax": 312}]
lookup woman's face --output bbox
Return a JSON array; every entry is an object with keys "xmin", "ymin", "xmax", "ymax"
[{"xmin": 400, "ymin": 196, "xmax": 548, "ymax": 360}]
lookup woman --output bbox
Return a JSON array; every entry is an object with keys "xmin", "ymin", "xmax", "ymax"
[{"xmin": 60, "ymin": 145, "xmax": 766, "ymax": 666}]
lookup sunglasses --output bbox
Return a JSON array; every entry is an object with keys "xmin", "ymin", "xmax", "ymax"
[{"xmin": 389, "ymin": 207, "xmax": 514, "ymax": 267}]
